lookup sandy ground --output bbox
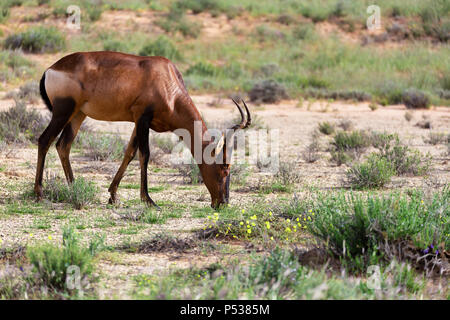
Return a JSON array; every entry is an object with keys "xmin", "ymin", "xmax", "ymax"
[{"xmin": 0, "ymin": 95, "xmax": 449, "ymax": 298}]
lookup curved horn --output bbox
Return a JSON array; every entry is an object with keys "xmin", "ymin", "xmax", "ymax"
[
  {"xmin": 241, "ymin": 99, "xmax": 252, "ymax": 129},
  {"xmin": 230, "ymin": 97, "xmax": 246, "ymax": 130}
]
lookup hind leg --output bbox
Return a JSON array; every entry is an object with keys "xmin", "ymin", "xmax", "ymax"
[
  {"xmin": 108, "ymin": 127, "xmax": 138, "ymax": 204},
  {"xmin": 34, "ymin": 97, "xmax": 77, "ymax": 200},
  {"xmin": 55, "ymin": 111, "xmax": 86, "ymax": 184}
]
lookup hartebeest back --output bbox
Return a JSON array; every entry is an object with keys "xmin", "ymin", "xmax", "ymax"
[{"xmin": 36, "ymin": 51, "xmax": 251, "ymax": 208}]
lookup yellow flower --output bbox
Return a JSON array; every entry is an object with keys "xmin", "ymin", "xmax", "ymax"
[
  {"xmin": 240, "ymin": 221, "xmax": 244, "ymax": 225},
  {"xmin": 266, "ymin": 221, "xmax": 271, "ymax": 229},
  {"xmin": 247, "ymin": 229, "xmax": 251, "ymax": 234},
  {"xmin": 286, "ymin": 219, "xmax": 290, "ymax": 223},
  {"xmin": 285, "ymin": 227, "xmax": 292, "ymax": 233},
  {"xmin": 270, "ymin": 236, "xmax": 274, "ymax": 240},
  {"xmin": 242, "ymin": 209, "xmax": 245, "ymax": 214},
  {"xmin": 250, "ymin": 215, "xmax": 257, "ymax": 220},
  {"xmin": 296, "ymin": 217, "xmax": 300, "ymax": 222},
  {"xmin": 251, "ymin": 222, "xmax": 256, "ymax": 227},
  {"xmin": 297, "ymin": 223, "xmax": 302, "ymax": 227},
  {"xmin": 269, "ymin": 211, "xmax": 273, "ymax": 216},
  {"xmin": 48, "ymin": 235, "xmax": 52, "ymax": 240},
  {"xmin": 246, "ymin": 220, "xmax": 249, "ymax": 224},
  {"xmin": 308, "ymin": 209, "xmax": 312, "ymax": 213}
]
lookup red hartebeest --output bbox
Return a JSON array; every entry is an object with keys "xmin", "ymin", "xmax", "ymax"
[{"xmin": 36, "ymin": 51, "xmax": 251, "ymax": 209}]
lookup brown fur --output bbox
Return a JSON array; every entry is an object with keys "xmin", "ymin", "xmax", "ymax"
[{"xmin": 35, "ymin": 51, "xmax": 250, "ymax": 208}]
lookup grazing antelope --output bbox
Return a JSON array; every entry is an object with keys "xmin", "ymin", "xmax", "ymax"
[{"xmin": 36, "ymin": 51, "xmax": 251, "ymax": 209}]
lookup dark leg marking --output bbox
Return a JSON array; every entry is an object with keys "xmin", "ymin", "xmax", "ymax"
[
  {"xmin": 34, "ymin": 97, "xmax": 76, "ymax": 200},
  {"xmin": 136, "ymin": 107, "xmax": 160, "ymax": 209}
]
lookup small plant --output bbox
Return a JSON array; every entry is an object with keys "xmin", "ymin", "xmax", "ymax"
[
  {"xmin": 75, "ymin": 131, "xmax": 125, "ymax": 161},
  {"xmin": 4, "ymin": 26, "xmax": 66, "ymax": 53},
  {"xmin": 368, "ymin": 102, "xmax": 379, "ymax": 111},
  {"xmin": 337, "ymin": 119, "xmax": 354, "ymax": 131},
  {"xmin": 0, "ymin": 99, "xmax": 48, "ymax": 143},
  {"xmin": 230, "ymin": 163, "xmax": 250, "ymax": 185},
  {"xmin": 346, "ymin": 154, "xmax": 395, "ymax": 189},
  {"xmin": 248, "ymin": 80, "xmax": 288, "ymax": 104},
  {"xmin": 139, "ymin": 36, "xmax": 182, "ymax": 61},
  {"xmin": 275, "ymin": 161, "xmax": 301, "ymax": 186},
  {"xmin": 404, "ymin": 111, "xmax": 413, "ymax": 122},
  {"xmin": 150, "ymin": 134, "xmax": 177, "ymax": 154},
  {"xmin": 27, "ymin": 225, "xmax": 103, "ymax": 294},
  {"xmin": 44, "ymin": 176, "xmax": 98, "ymax": 209},
  {"xmin": 402, "ymin": 89, "xmax": 431, "ymax": 109},
  {"xmin": 177, "ymin": 159, "xmax": 202, "ymax": 184},
  {"xmin": 318, "ymin": 122, "xmax": 335, "ymax": 135},
  {"xmin": 425, "ymin": 132, "xmax": 447, "ymax": 145},
  {"xmin": 302, "ymin": 136, "xmax": 321, "ymax": 163},
  {"xmin": 5, "ymin": 80, "xmax": 40, "ymax": 103},
  {"xmin": 330, "ymin": 130, "xmax": 371, "ymax": 164}
]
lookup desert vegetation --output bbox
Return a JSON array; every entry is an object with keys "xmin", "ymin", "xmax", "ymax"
[{"xmin": 0, "ymin": 0, "xmax": 448, "ymax": 300}]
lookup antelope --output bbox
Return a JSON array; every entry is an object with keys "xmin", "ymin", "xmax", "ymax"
[{"xmin": 35, "ymin": 51, "xmax": 251, "ymax": 209}]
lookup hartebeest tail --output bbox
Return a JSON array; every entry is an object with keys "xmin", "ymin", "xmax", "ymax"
[{"xmin": 35, "ymin": 51, "xmax": 251, "ymax": 208}]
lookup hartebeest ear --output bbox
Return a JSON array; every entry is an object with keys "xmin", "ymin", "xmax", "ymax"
[{"xmin": 214, "ymin": 134, "xmax": 225, "ymax": 158}]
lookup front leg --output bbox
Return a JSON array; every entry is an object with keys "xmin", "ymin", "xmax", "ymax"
[
  {"xmin": 108, "ymin": 127, "xmax": 138, "ymax": 204},
  {"xmin": 136, "ymin": 108, "xmax": 160, "ymax": 210}
]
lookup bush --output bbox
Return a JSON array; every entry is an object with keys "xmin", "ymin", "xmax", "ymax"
[
  {"xmin": 307, "ymin": 189, "xmax": 449, "ymax": 273},
  {"xmin": 0, "ymin": 99, "xmax": 48, "ymax": 143},
  {"xmin": 425, "ymin": 132, "xmax": 447, "ymax": 145},
  {"xmin": 248, "ymin": 79, "xmax": 288, "ymax": 104},
  {"xmin": 4, "ymin": 26, "xmax": 66, "ymax": 53},
  {"xmin": 44, "ymin": 176, "xmax": 98, "ymax": 209},
  {"xmin": 177, "ymin": 159, "xmax": 202, "ymax": 184},
  {"xmin": 5, "ymin": 80, "xmax": 40, "ymax": 103},
  {"xmin": 75, "ymin": 131, "xmax": 125, "ymax": 161},
  {"xmin": 150, "ymin": 134, "xmax": 176, "ymax": 154},
  {"xmin": 186, "ymin": 62, "xmax": 219, "ymax": 77},
  {"xmin": 103, "ymin": 39, "xmax": 129, "ymax": 52},
  {"xmin": 174, "ymin": 0, "xmax": 220, "ymax": 14},
  {"xmin": 275, "ymin": 161, "xmax": 301, "ymax": 186},
  {"xmin": 318, "ymin": 122, "xmax": 335, "ymax": 135},
  {"xmin": 291, "ymin": 23, "xmax": 316, "ymax": 40},
  {"xmin": 0, "ymin": 50, "xmax": 34, "ymax": 82},
  {"xmin": 231, "ymin": 163, "xmax": 250, "ymax": 185},
  {"xmin": 346, "ymin": 154, "xmax": 395, "ymax": 189},
  {"xmin": 402, "ymin": 89, "xmax": 431, "ymax": 109},
  {"xmin": 27, "ymin": 226, "xmax": 103, "ymax": 293},
  {"xmin": 332, "ymin": 130, "xmax": 371, "ymax": 154},
  {"xmin": 139, "ymin": 36, "xmax": 182, "ymax": 61}
]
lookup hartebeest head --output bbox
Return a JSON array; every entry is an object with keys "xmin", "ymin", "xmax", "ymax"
[{"xmin": 201, "ymin": 98, "xmax": 251, "ymax": 208}]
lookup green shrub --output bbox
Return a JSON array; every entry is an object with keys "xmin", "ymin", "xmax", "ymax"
[
  {"xmin": 0, "ymin": 5, "xmax": 10, "ymax": 24},
  {"xmin": 307, "ymin": 188, "xmax": 449, "ymax": 272},
  {"xmin": 103, "ymin": 39, "xmax": 129, "ymax": 52},
  {"xmin": 332, "ymin": 130, "xmax": 371, "ymax": 154},
  {"xmin": 230, "ymin": 163, "xmax": 250, "ymax": 185},
  {"xmin": 150, "ymin": 134, "xmax": 176, "ymax": 154},
  {"xmin": 177, "ymin": 159, "xmax": 202, "ymax": 184},
  {"xmin": 318, "ymin": 121, "xmax": 335, "ymax": 135},
  {"xmin": 0, "ymin": 49, "xmax": 34, "ymax": 81},
  {"xmin": 186, "ymin": 62, "xmax": 219, "ymax": 77},
  {"xmin": 248, "ymin": 79, "xmax": 288, "ymax": 104},
  {"xmin": 5, "ymin": 80, "xmax": 40, "ymax": 103},
  {"xmin": 174, "ymin": 0, "xmax": 220, "ymax": 14},
  {"xmin": 346, "ymin": 154, "xmax": 395, "ymax": 189},
  {"xmin": 402, "ymin": 89, "xmax": 431, "ymax": 109},
  {"xmin": 4, "ymin": 26, "xmax": 66, "ymax": 53},
  {"xmin": 139, "ymin": 36, "xmax": 182, "ymax": 60},
  {"xmin": 27, "ymin": 225, "xmax": 103, "ymax": 293},
  {"xmin": 75, "ymin": 131, "xmax": 125, "ymax": 161},
  {"xmin": 0, "ymin": 99, "xmax": 48, "ymax": 143},
  {"xmin": 44, "ymin": 176, "xmax": 98, "ymax": 209}
]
